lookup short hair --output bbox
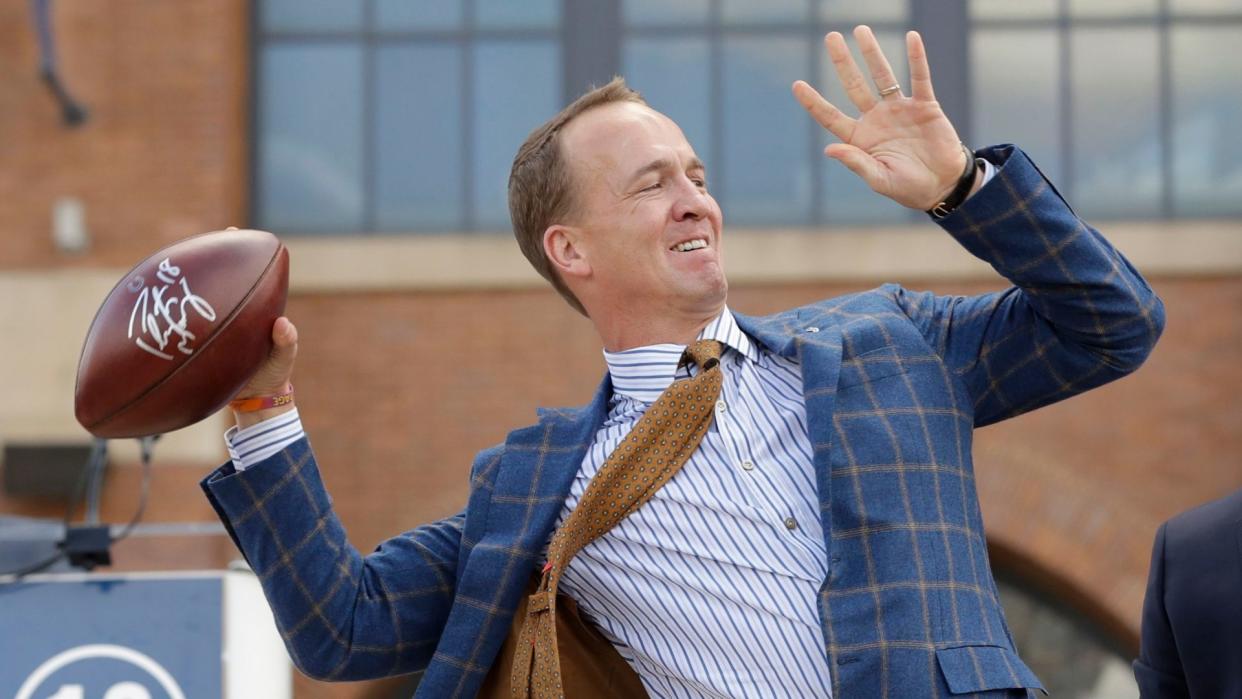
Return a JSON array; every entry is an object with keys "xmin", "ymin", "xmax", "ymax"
[{"xmin": 508, "ymin": 77, "xmax": 646, "ymax": 316}]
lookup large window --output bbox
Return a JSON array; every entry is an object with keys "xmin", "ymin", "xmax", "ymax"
[
  {"xmin": 622, "ymin": 0, "xmax": 913, "ymax": 226},
  {"xmin": 254, "ymin": 0, "xmax": 1242, "ymax": 234},
  {"xmin": 253, "ymin": 0, "xmax": 916, "ymax": 233},
  {"xmin": 254, "ymin": 0, "xmax": 561, "ymax": 233},
  {"xmin": 970, "ymin": 0, "xmax": 1242, "ymax": 220}
]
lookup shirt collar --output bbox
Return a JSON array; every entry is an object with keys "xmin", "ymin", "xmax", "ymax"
[{"xmin": 603, "ymin": 307, "xmax": 758, "ymax": 403}]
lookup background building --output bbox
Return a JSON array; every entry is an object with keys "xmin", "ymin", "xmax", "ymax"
[{"xmin": 1, "ymin": 1, "xmax": 1239, "ymax": 697}]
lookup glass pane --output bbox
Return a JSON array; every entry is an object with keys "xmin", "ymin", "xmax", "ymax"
[
  {"xmin": 972, "ymin": 29, "xmax": 1062, "ymax": 186},
  {"xmin": 258, "ymin": 45, "xmax": 364, "ymax": 233},
  {"xmin": 1070, "ymin": 28, "xmax": 1161, "ymax": 218},
  {"xmin": 476, "ymin": 0, "xmax": 559, "ymax": 29},
  {"xmin": 721, "ymin": 37, "xmax": 812, "ymax": 225},
  {"xmin": 1068, "ymin": 0, "xmax": 1158, "ymax": 17},
  {"xmin": 624, "ymin": 0, "xmax": 710, "ymax": 25},
  {"xmin": 722, "ymin": 0, "xmax": 808, "ymax": 24},
  {"xmin": 1171, "ymin": 27, "xmax": 1242, "ymax": 217},
  {"xmin": 969, "ymin": 0, "xmax": 1058, "ymax": 19},
  {"xmin": 1170, "ymin": 0, "xmax": 1242, "ymax": 14},
  {"xmin": 624, "ymin": 38, "xmax": 713, "ymax": 176},
  {"xmin": 472, "ymin": 41, "xmax": 561, "ymax": 229},
  {"xmin": 375, "ymin": 46, "xmax": 464, "ymax": 231},
  {"xmin": 817, "ymin": 30, "xmax": 911, "ymax": 224},
  {"xmin": 820, "ymin": 0, "xmax": 908, "ymax": 23},
  {"xmin": 260, "ymin": 0, "xmax": 363, "ymax": 32},
  {"xmin": 374, "ymin": 0, "xmax": 463, "ymax": 30}
]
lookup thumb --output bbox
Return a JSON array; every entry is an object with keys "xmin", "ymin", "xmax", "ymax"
[
  {"xmin": 272, "ymin": 316, "xmax": 298, "ymax": 356},
  {"xmin": 825, "ymin": 143, "xmax": 886, "ymax": 194},
  {"xmin": 241, "ymin": 316, "xmax": 298, "ymax": 397},
  {"xmin": 266, "ymin": 316, "xmax": 298, "ymax": 380}
]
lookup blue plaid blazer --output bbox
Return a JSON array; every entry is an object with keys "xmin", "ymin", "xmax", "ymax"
[{"xmin": 203, "ymin": 146, "xmax": 1164, "ymax": 698}]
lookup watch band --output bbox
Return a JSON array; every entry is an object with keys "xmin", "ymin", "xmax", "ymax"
[{"xmin": 928, "ymin": 143, "xmax": 979, "ymax": 219}]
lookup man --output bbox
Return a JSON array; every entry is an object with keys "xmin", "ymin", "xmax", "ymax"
[
  {"xmin": 203, "ymin": 27, "xmax": 1163, "ymax": 697},
  {"xmin": 1133, "ymin": 488, "xmax": 1242, "ymax": 698}
]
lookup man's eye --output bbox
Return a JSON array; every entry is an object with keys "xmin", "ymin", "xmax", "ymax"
[
  {"xmin": 691, "ymin": 178, "xmax": 706, "ymax": 188},
  {"xmin": 641, "ymin": 182, "xmax": 662, "ymax": 192}
]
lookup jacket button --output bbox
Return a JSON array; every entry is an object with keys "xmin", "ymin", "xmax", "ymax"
[{"xmin": 784, "ymin": 517, "xmax": 798, "ymax": 530}]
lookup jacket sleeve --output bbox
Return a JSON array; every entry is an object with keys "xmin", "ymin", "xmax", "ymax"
[
  {"xmin": 201, "ymin": 437, "xmax": 472, "ymax": 681},
  {"xmin": 1133, "ymin": 523, "xmax": 1190, "ymax": 698},
  {"xmin": 892, "ymin": 144, "xmax": 1165, "ymax": 427}
]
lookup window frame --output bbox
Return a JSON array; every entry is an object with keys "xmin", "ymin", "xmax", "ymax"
[{"xmin": 249, "ymin": 0, "xmax": 1242, "ymax": 233}]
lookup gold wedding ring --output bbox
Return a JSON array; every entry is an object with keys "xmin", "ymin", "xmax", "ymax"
[{"xmin": 878, "ymin": 83, "xmax": 902, "ymax": 98}]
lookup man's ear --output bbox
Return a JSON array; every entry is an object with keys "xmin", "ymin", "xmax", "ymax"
[{"xmin": 544, "ymin": 224, "xmax": 591, "ymax": 280}]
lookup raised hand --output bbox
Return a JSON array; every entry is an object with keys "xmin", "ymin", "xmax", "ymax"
[{"xmin": 792, "ymin": 26, "xmax": 974, "ymax": 211}]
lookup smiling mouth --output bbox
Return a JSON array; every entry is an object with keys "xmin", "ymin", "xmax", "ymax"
[{"xmin": 671, "ymin": 239, "xmax": 708, "ymax": 252}]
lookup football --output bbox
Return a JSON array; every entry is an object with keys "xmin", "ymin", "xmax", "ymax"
[{"xmin": 74, "ymin": 228, "xmax": 289, "ymax": 438}]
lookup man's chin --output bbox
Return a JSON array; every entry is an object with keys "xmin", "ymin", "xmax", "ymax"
[{"xmin": 677, "ymin": 276, "xmax": 728, "ymax": 312}]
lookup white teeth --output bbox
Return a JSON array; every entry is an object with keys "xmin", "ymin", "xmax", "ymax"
[{"xmin": 673, "ymin": 239, "xmax": 708, "ymax": 252}]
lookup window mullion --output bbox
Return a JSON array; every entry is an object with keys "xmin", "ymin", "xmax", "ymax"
[
  {"xmin": 912, "ymin": 1, "xmax": 971, "ymax": 145},
  {"xmin": 363, "ymin": 0, "xmax": 377, "ymax": 233},
  {"xmin": 562, "ymin": 0, "xmax": 621, "ymax": 103}
]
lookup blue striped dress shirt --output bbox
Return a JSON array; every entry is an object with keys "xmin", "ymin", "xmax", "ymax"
[
  {"xmin": 552, "ymin": 309, "xmax": 832, "ymax": 698},
  {"xmin": 226, "ymin": 309, "xmax": 834, "ymax": 697}
]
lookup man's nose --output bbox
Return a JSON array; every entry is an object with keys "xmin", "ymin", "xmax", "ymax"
[{"xmin": 672, "ymin": 178, "xmax": 708, "ymax": 221}]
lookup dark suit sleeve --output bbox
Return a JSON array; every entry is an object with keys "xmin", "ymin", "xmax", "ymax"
[
  {"xmin": 202, "ymin": 437, "xmax": 465, "ymax": 681},
  {"xmin": 891, "ymin": 145, "xmax": 1164, "ymax": 427},
  {"xmin": 1133, "ymin": 523, "xmax": 1190, "ymax": 698}
]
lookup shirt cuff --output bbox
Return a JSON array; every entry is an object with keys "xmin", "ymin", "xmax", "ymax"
[
  {"xmin": 223, "ymin": 408, "xmax": 305, "ymax": 472},
  {"xmin": 978, "ymin": 156, "xmax": 997, "ymax": 189}
]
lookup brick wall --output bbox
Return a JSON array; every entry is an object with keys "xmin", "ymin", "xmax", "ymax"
[{"xmin": 0, "ymin": 0, "xmax": 248, "ymax": 267}]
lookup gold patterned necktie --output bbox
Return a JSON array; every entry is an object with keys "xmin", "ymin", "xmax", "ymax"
[{"xmin": 512, "ymin": 339, "xmax": 725, "ymax": 699}]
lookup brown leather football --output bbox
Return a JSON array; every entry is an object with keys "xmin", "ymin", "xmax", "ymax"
[{"xmin": 74, "ymin": 228, "xmax": 289, "ymax": 438}]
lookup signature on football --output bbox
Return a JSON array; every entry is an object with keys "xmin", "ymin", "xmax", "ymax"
[{"xmin": 127, "ymin": 257, "xmax": 218, "ymax": 360}]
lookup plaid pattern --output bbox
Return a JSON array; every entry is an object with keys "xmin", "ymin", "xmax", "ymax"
[{"xmin": 202, "ymin": 145, "xmax": 1164, "ymax": 698}]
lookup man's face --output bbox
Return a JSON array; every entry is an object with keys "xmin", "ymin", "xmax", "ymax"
[{"xmin": 558, "ymin": 102, "xmax": 726, "ymax": 319}]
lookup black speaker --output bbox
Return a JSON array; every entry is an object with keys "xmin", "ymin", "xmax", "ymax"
[{"xmin": 2, "ymin": 443, "xmax": 99, "ymax": 500}]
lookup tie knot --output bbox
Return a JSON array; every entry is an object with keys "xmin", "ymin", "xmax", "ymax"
[{"xmin": 683, "ymin": 339, "xmax": 723, "ymax": 372}]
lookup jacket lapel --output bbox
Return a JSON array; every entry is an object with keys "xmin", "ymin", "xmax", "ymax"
[
  {"xmin": 485, "ymin": 374, "xmax": 613, "ymax": 552},
  {"xmin": 737, "ymin": 308, "xmax": 843, "ymax": 536}
]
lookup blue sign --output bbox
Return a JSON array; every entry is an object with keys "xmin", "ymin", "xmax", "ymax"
[{"xmin": 0, "ymin": 574, "xmax": 222, "ymax": 699}]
